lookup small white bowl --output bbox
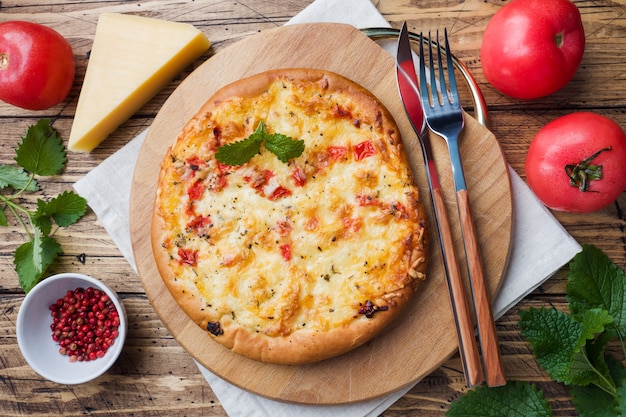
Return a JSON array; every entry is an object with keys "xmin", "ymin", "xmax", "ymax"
[{"xmin": 16, "ymin": 273, "xmax": 127, "ymax": 384}]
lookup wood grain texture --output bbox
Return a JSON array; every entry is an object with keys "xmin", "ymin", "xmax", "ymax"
[
  {"xmin": 431, "ymin": 187, "xmax": 485, "ymax": 387},
  {"xmin": 0, "ymin": 0, "xmax": 625, "ymax": 416},
  {"xmin": 456, "ymin": 188, "xmax": 506, "ymax": 387}
]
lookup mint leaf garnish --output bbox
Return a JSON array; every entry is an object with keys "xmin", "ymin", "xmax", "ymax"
[
  {"xmin": 15, "ymin": 119, "xmax": 67, "ymax": 176},
  {"xmin": 263, "ymin": 131, "xmax": 305, "ymax": 163},
  {"xmin": 215, "ymin": 120, "xmax": 304, "ymax": 166},
  {"xmin": 446, "ymin": 381, "xmax": 552, "ymax": 417},
  {"xmin": 2, "ymin": 120, "xmax": 88, "ymax": 293},
  {"xmin": 215, "ymin": 135, "xmax": 262, "ymax": 166}
]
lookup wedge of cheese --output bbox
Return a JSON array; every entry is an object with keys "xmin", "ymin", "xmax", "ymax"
[{"xmin": 68, "ymin": 13, "xmax": 210, "ymax": 152}]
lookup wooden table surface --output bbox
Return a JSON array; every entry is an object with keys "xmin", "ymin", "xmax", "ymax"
[{"xmin": 1, "ymin": 0, "xmax": 625, "ymax": 416}]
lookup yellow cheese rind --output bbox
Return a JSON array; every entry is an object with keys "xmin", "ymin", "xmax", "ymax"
[{"xmin": 68, "ymin": 13, "xmax": 211, "ymax": 152}]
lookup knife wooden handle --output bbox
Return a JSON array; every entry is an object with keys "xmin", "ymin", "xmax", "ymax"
[
  {"xmin": 432, "ymin": 188, "xmax": 484, "ymax": 387},
  {"xmin": 457, "ymin": 189, "xmax": 506, "ymax": 387}
]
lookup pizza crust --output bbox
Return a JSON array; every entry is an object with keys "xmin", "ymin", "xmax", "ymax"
[{"xmin": 152, "ymin": 68, "xmax": 428, "ymax": 365}]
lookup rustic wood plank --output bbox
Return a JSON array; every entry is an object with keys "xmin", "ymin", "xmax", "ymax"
[
  {"xmin": 1, "ymin": 0, "xmax": 625, "ymax": 415},
  {"xmin": 0, "ymin": 296, "xmax": 226, "ymax": 417}
]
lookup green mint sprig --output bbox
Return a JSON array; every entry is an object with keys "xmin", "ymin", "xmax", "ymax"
[
  {"xmin": 447, "ymin": 245, "xmax": 626, "ymax": 417},
  {"xmin": 0, "ymin": 119, "xmax": 87, "ymax": 293},
  {"xmin": 447, "ymin": 381, "xmax": 552, "ymax": 417},
  {"xmin": 215, "ymin": 120, "xmax": 304, "ymax": 166}
]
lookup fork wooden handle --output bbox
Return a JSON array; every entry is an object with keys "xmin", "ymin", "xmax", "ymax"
[
  {"xmin": 457, "ymin": 189, "xmax": 506, "ymax": 387},
  {"xmin": 432, "ymin": 188, "xmax": 484, "ymax": 387}
]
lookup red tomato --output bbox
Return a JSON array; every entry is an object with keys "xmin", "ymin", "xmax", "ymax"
[
  {"xmin": 480, "ymin": 0, "xmax": 585, "ymax": 99},
  {"xmin": 354, "ymin": 140, "xmax": 376, "ymax": 161},
  {"xmin": 0, "ymin": 21, "xmax": 75, "ymax": 110},
  {"xmin": 525, "ymin": 112, "xmax": 626, "ymax": 212}
]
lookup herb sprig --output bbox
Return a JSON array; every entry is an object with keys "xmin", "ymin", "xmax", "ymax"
[
  {"xmin": 447, "ymin": 245, "xmax": 626, "ymax": 416},
  {"xmin": 215, "ymin": 120, "xmax": 304, "ymax": 166},
  {"xmin": 1, "ymin": 120, "xmax": 87, "ymax": 293}
]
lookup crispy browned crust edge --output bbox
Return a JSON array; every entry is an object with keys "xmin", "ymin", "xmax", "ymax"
[{"xmin": 151, "ymin": 68, "xmax": 429, "ymax": 365}]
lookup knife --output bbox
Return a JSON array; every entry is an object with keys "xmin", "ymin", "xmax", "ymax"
[{"xmin": 395, "ymin": 22, "xmax": 485, "ymax": 387}]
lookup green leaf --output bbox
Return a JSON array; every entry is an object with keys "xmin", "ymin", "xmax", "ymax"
[
  {"xmin": 5, "ymin": 120, "xmax": 86, "ymax": 294},
  {"xmin": 519, "ymin": 307, "xmax": 580, "ymax": 382},
  {"xmin": 14, "ymin": 119, "xmax": 67, "ymax": 176},
  {"xmin": 14, "ymin": 233, "xmax": 62, "ymax": 293},
  {"xmin": 0, "ymin": 165, "xmax": 39, "ymax": 192},
  {"xmin": 607, "ymin": 356, "xmax": 626, "ymax": 416},
  {"xmin": 570, "ymin": 384, "xmax": 618, "ymax": 417},
  {"xmin": 214, "ymin": 120, "xmax": 304, "ymax": 166},
  {"xmin": 567, "ymin": 244, "xmax": 626, "ymax": 339},
  {"xmin": 214, "ymin": 135, "xmax": 262, "ymax": 166},
  {"xmin": 33, "ymin": 205, "xmax": 52, "ymax": 236},
  {"xmin": 446, "ymin": 381, "xmax": 552, "ymax": 417},
  {"xmin": 616, "ymin": 379, "xmax": 626, "ymax": 416},
  {"xmin": 606, "ymin": 354, "xmax": 626, "ymax": 388},
  {"xmin": 519, "ymin": 307, "xmax": 614, "ymax": 386},
  {"xmin": 567, "ymin": 330, "xmax": 613, "ymax": 390},
  {"xmin": 571, "ymin": 356, "xmax": 626, "ymax": 417},
  {"xmin": 34, "ymin": 191, "xmax": 87, "ymax": 228},
  {"xmin": 264, "ymin": 133, "xmax": 305, "ymax": 163}
]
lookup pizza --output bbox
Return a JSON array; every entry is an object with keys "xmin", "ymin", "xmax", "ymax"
[{"xmin": 151, "ymin": 68, "xmax": 428, "ymax": 365}]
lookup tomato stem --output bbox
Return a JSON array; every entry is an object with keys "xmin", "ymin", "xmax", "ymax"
[
  {"xmin": 0, "ymin": 53, "xmax": 8, "ymax": 70},
  {"xmin": 554, "ymin": 32, "xmax": 564, "ymax": 48},
  {"xmin": 565, "ymin": 146, "xmax": 612, "ymax": 192}
]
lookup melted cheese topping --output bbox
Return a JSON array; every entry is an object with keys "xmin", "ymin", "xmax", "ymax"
[{"xmin": 156, "ymin": 73, "xmax": 425, "ymax": 338}]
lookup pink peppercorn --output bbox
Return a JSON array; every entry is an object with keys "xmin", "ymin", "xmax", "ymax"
[{"xmin": 49, "ymin": 286, "xmax": 120, "ymax": 362}]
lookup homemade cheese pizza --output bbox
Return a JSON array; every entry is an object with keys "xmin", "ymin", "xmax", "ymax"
[{"xmin": 152, "ymin": 68, "xmax": 428, "ymax": 364}]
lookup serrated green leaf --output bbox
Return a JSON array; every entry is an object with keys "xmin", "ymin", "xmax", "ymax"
[
  {"xmin": 570, "ymin": 330, "xmax": 613, "ymax": 388},
  {"xmin": 606, "ymin": 354, "xmax": 626, "ymax": 384},
  {"xmin": 578, "ymin": 308, "xmax": 615, "ymax": 343},
  {"xmin": 446, "ymin": 381, "xmax": 552, "ymax": 417},
  {"xmin": 14, "ymin": 233, "xmax": 62, "ymax": 293},
  {"xmin": 264, "ymin": 133, "xmax": 305, "ymax": 163},
  {"xmin": 214, "ymin": 120, "xmax": 304, "ymax": 166},
  {"xmin": 35, "ymin": 190, "xmax": 87, "ymax": 228},
  {"xmin": 567, "ymin": 244, "xmax": 626, "ymax": 340},
  {"xmin": 14, "ymin": 119, "xmax": 67, "ymax": 176},
  {"xmin": 249, "ymin": 120, "xmax": 269, "ymax": 142},
  {"xmin": 615, "ymin": 378, "xmax": 626, "ymax": 416},
  {"xmin": 570, "ymin": 384, "xmax": 619, "ymax": 417},
  {"xmin": 214, "ymin": 135, "xmax": 262, "ymax": 166},
  {"xmin": 571, "ymin": 355, "xmax": 624, "ymax": 417},
  {"xmin": 15, "ymin": 241, "xmax": 38, "ymax": 293},
  {"xmin": 519, "ymin": 307, "xmax": 613, "ymax": 386},
  {"xmin": 0, "ymin": 165, "xmax": 39, "ymax": 192},
  {"xmin": 519, "ymin": 307, "xmax": 581, "ymax": 382},
  {"xmin": 7, "ymin": 120, "xmax": 87, "ymax": 294},
  {"xmin": 33, "ymin": 199, "xmax": 53, "ymax": 236},
  {"xmin": 609, "ymin": 356, "xmax": 626, "ymax": 415}
]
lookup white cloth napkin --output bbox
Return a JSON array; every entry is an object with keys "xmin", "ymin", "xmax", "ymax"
[{"xmin": 73, "ymin": 0, "xmax": 581, "ymax": 415}]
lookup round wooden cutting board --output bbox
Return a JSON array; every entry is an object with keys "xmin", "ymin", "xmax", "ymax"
[{"xmin": 130, "ymin": 23, "xmax": 512, "ymax": 405}]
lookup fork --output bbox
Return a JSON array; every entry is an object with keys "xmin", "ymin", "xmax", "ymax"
[{"xmin": 419, "ymin": 29, "xmax": 506, "ymax": 387}]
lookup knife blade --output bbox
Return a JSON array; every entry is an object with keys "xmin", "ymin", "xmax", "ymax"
[{"xmin": 395, "ymin": 22, "xmax": 485, "ymax": 387}]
